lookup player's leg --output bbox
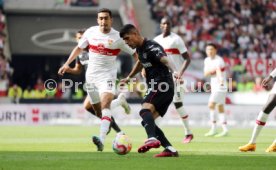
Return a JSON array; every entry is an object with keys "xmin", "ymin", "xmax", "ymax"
[
  {"xmin": 99, "ymin": 92, "xmax": 114, "ymax": 145},
  {"xmin": 214, "ymin": 103, "xmax": 228, "ymax": 137},
  {"xmin": 205, "ymin": 93, "xmax": 217, "ymax": 136},
  {"xmin": 239, "ymin": 93, "xmax": 276, "ymax": 152},
  {"xmin": 86, "ymin": 84, "xmax": 104, "ymax": 151},
  {"xmin": 83, "ymin": 96, "xmax": 99, "ymax": 117},
  {"xmin": 173, "ymin": 84, "xmax": 193, "ymax": 143}
]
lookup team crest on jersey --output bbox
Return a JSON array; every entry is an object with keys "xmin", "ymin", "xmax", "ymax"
[
  {"xmin": 142, "ymin": 53, "xmax": 147, "ymax": 59},
  {"xmin": 108, "ymin": 39, "xmax": 113, "ymax": 45}
]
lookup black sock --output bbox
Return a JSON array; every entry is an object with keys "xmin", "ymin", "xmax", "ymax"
[
  {"xmin": 155, "ymin": 125, "xmax": 172, "ymax": 148},
  {"xmin": 140, "ymin": 109, "xmax": 156, "ymax": 138},
  {"xmin": 110, "ymin": 116, "xmax": 121, "ymax": 133}
]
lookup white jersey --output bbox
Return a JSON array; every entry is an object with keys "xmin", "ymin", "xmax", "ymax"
[
  {"xmin": 204, "ymin": 55, "xmax": 227, "ymax": 92},
  {"xmin": 154, "ymin": 32, "xmax": 187, "ymax": 72},
  {"xmin": 78, "ymin": 26, "xmax": 135, "ymax": 80}
]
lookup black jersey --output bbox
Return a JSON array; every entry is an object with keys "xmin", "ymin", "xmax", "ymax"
[
  {"xmin": 136, "ymin": 39, "xmax": 173, "ymax": 84},
  {"xmin": 75, "ymin": 51, "xmax": 89, "ymax": 71}
]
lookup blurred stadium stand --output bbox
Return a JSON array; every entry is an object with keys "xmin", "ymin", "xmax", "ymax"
[{"xmin": 0, "ymin": 0, "xmax": 275, "ymax": 104}]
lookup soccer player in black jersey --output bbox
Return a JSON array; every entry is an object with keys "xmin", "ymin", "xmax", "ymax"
[{"xmin": 120, "ymin": 24, "xmax": 179, "ymax": 157}]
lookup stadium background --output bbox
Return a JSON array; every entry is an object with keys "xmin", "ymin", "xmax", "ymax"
[
  {"xmin": 0, "ymin": 0, "xmax": 275, "ymax": 127},
  {"xmin": 0, "ymin": 0, "xmax": 276, "ymax": 169}
]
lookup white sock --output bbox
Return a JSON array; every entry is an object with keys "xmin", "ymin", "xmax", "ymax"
[
  {"xmin": 110, "ymin": 98, "xmax": 120, "ymax": 110},
  {"xmin": 100, "ymin": 109, "xmax": 112, "ymax": 144},
  {"xmin": 249, "ymin": 111, "xmax": 269, "ymax": 144},
  {"xmin": 210, "ymin": 110, "xmax": 217, "ymax": 131},
  {"xmin": 176, "ymin": 106, "xmax": 192, "ymax": 135},
  {"xmin": 219, "ymin": 113, "xmax": 228, "ymax": 132},
  {"xmin": 166, "ymin": 146, "xmax": 177, "ymax": 152}
]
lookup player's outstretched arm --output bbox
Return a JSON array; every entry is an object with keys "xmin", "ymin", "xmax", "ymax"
[
  {"xmin": 58, "ymin": 45, "xmax": 83, "ymax": 76},
  {"xmin": 160, "ymin": 56, "xmax": 174, "ymax": 73},
  {"xmin": 176, "ymin": 52, "xmax": 191, "ymax": 79},
  {"xmin": 66, "ymin": 63, "xmax": 83, "ymax": 75},
  {"xmin": 121, "ymin": 60, "xmax": 143, "ymax": 84}
]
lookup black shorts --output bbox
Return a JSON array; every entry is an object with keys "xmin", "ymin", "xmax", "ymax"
[{"xmin": 142, "ymin": 82, "xmax": 174, "ymax": 117}]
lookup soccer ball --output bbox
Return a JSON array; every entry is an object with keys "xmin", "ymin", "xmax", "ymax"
[{"xmin": 112, "ymin": 134, "xmax": 132, "ymax": 155}]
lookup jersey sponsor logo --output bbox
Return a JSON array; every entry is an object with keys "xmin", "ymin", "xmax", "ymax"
[
  {"xmin": 142, "ymin": 62, "xmax": 152, "ymax": 68},
  {"xmin": 165, "ymin": 48, "xmax": 180, "ymax": 55},
  {"xmin": 150, "ymin": 47, "xmax": 163, "ymax": 56},
  {"xmin": 31, "ymin": 29, "xmax": 77, "ymax": 50},
  {"xmin": 89, "ymin": 44, "xmax": 120, "ymax": 56}
]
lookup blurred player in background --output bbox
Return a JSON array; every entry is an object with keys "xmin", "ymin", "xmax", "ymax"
[
  {"xmin": 60, "ymin": 29, "xmax": 130, "ymax": 135},
  {"xmin": 120, "ymin": 24, "xmax": 178, "ymax": 157},
  {"xmin": 58, "ymin": 8, "xmax": 136, "ymax": 151},
  {"xmin": 203, "ymin": 43, "xmax": 228, "ymax": 137},
  {"xmin": 239, "ymin": 68, "xmax": 276, "ymax": 152},
  {"xmin": 154, "ymin": 17, "xmax": 193, "ymax": 143}
]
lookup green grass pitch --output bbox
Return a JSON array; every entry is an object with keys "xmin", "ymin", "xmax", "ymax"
[{"xmin": 0, "ymin": 126, "xmax": 275, "ymax": 170}]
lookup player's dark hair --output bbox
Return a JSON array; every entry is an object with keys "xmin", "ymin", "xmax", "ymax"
[
  {"xmin": 97, "ymin": 8, "xmax": 112, "ymax": 18},
  {"xmin": 76, "ymin": 29, "xmax": 89, "ymax": 52},
  {"xmin": 206, "ymin": 43, "xmax": 217, "ymax": 49},
  {"xmin": 119, "ymin": 24, "xmax": 137, "ymax": 38},
  {"xmin": 77, "ymin": 29, "xmax": 86, "ymax": 34}
]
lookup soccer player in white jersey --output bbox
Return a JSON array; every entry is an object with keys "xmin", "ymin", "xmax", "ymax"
[
  {"xmin": 60, "ymin": 29, "xmax": 131, "ymax": 135},
  {"xmin": 153, "ymin": 17, "xmax": 193, "ymax": 143},
  {"xmin": 58, "ymin": 8, "xmax": 136, "ymax": 151},
  {"xmin": 239, "ymin": 68, "xmax": 276, "ymax": 152},
  {"xmin": 203, "ymin": 43, "xmax": 228, "ymax": 137}
]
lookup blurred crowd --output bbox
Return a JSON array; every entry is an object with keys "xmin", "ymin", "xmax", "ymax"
[
  {"xmin": 0, "ymin": 9, "xmax": 13, "ymax": 98},
  {"xmin": 148, "ymin": 0, "xmax": 276, "ymax": 59},
  {"xmin": 1, "ymin": 0, "xmax": 275, "ymax": 102}
]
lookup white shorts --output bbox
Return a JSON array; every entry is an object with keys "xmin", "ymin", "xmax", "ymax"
[
  {"xmin": 85, "ymin": 76, "xmax": 116, "ymax": 104},
  {"xmin": 270, "ymin": 82, "xmax": 276, "ymax": 94},
  {"xmin": 173, "ymin": 83, "xmax": 185, "ymax": 103},
  {"xmin": 209, "ymin": 91, "xmax": 226, "ymax": 105}
]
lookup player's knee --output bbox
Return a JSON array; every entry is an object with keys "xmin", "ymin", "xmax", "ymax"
[
  {"xmin": 208, "ymin": 103, "xmax": 215, "ymax": 110},
  {"xmin": 263, "ymin": 95, "xmax": 276, "ymax": 113},
  {"xmin": 102, "ymin": 108, "xmax": 112, "ymax": 118},
  {"xmin": 174, "ymin": 102, "xmax": 183, "ymax": 109},
  {"xmin": 217, "ymin": 104, "xmax": 224, "ymax": 112}
]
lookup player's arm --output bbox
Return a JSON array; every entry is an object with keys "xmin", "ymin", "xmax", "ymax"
[
  {"xmin": 66, "ymin": 62, "xmax": 83, "ymax": 75},
  {"xmin": 160, "ymin": 56, "xmax": 174, "ymax": 73},
  {"xmin": 262, "ymin": 68, "xmax": 276, "ymax": 88},
  {"xmin": 121, "ymin": 60, "xmax": 143, "ymax": 83},
  {"xmin": 58, "ymin": 45, "xmax": 83, "ymax": 76},
  {"xmin": 175, "ymin": 52, "xmax": 191, "ymax": 79}
]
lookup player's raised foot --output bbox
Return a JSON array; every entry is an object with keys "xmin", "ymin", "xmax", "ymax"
[
  {"xmin": 239, "ymin": 143, "xmax": 256, "ymax": 152},
  {"xmin": 182, "ymin": 134, "xmax": 194, "ymax": 144},
  {"xmin": 214, "ymin": 131, "xmax": 228, "ymax": 137},
  {"xmin": 204, "ymin": 130, "xmax": 217, "ymax": 137},
  {"xmin": 138, "ymin": 138, "xmax": 161, "ymax": 153},
  {"xmin": 92, "ymin": 136, "xmax": 104, "ymax": 151},
  {"xmin": 154, "ymin": 149, "xmax": 179, "ymax": 158},
  {"xmin": 265, "ymin": 143, "xmax": 276, "ymax": 153},
  {"xmin": 118, "ymin": 93, "xmax": 131, "ymax": 114}
]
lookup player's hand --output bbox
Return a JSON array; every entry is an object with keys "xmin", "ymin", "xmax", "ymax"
[
  {"xmin": 141, "ymin": 68, "xmax": 146, "ymax": 78},
  {"xmin": 120, "ymin": 77, "xmax": 130, "ymax": 86},
  {"xmin": 173, "ymin": 72, "xmax": 184, "ymax": 84},
  {"xmin": 262, "ymin": 76, "xmax": 273, "ymax": 90},
  {"xmin": 58, "ymin": 64, "xmax": 70, "ymax": 76}
]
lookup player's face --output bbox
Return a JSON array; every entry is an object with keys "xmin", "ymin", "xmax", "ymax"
[
  {"xmin": 122, "ymin": 33, "xmax": 138, "ymax": 49},
  {"xmin": 75, "ymin": 33, "xmax": 82, "ymax": 42},
  {"xmin": 205, "ymin": 46, "xmax": 217, "ymax": 58},
  {"xmin": 160, "ymin": 19, "xmax": 171, "ymax": 34},
  {"xmin": 97, "ymin": 12, "xmax": 112, "ymax": 33}
]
